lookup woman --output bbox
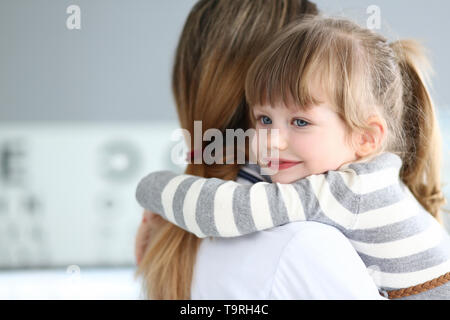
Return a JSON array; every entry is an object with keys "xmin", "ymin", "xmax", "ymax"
[{"xmin": 135, "ymin": 0, "xmax": 382, "ymax": 299}]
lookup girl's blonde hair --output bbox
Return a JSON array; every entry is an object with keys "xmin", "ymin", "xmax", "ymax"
[
  {"xmin": 246, "ymin": 16, "xmax": 446, "ymax": 220},
  {"xmin": 136, "ymin": 0, "xmax": 319, "ymax": 299}
]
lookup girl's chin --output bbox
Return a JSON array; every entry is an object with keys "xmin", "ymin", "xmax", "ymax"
[{"xmin": 271, "ymin": 173, "xmax": 306, "ymax": 184}]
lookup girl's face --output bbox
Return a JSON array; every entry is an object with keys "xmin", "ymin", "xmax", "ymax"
[{"xmin": 252, "ymin": 90, "xmax": 359, "ymax": 184}]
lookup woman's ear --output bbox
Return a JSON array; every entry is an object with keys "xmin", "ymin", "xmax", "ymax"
[{"xmin": 354, "ymin": 116, "xmax": 386, "ymax": 158}]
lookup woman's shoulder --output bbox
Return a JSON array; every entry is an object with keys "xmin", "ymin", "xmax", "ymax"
[
  {"xmin": 268, "ymin": 222, "xmax": 383, "ymax": 299},
  {"xmin": 191, "ymin": 165, "xmax": 383, "ymax": 299},
  {"xmin": 192, "ymin": 221, "xmax": 383, "ymax": 299}
]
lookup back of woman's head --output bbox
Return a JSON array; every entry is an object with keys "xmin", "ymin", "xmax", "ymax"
[
  {"xmin": 246, "ymin": 16, "xmax": 445, "ymax": 220},
  {"xmin": 137, "ymin": 0, "xmax": 319, "ymax": 299},
  {"xmin": 174, "ymin": 0, "xmax": 318, "ymax": 179}
]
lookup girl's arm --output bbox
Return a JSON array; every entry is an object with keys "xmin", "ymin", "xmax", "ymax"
[{"xmin": 135, "ymin": 169, "xmax": 362, "ymax": 238}]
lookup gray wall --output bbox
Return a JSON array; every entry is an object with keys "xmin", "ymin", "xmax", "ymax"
[
  {"xmin": 0, "ymin": 0, "xmax": 449, "ymax": 122},
  {"xmin": 0, "ymin": 0, "xmax": 197, "ymax": 122}
]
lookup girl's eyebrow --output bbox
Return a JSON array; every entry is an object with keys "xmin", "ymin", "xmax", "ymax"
[
  {"xmin": 252, "ymin": 105, "xmax": 312, "ymax": 116},
  {"xmin": 253, "ymin": 105, "xmax": 270, "ymax": 111},
  {"xmin": 252, "ymin": 106, "xmax": 270, "ymax": 115},
  {"xmin": 291, "ymin": 108, "xmax": 312, "ymax": 116}
]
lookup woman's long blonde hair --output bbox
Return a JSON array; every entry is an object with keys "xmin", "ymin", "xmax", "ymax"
[
  {"xmin": 245, "ymin": 17, "xmax": 446, "ymax": 220},
  {"xmin": 136, "ymin": 0, "xmax": 319, "ymax": 299}
]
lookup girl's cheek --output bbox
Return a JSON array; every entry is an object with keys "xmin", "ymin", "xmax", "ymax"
[{"xmin": 291, "ymin": 133, "xmax": 317, "ymax": 151}]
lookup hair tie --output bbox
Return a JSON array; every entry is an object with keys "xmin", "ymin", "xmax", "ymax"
[{"xmin": 185, "ymin": 149, "xmax": 203, "ymax": 163}]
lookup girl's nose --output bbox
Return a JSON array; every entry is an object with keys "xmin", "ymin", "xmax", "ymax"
[{"xmin": 268, "ymin": 128, "xmax": 288, "ymax": 151}]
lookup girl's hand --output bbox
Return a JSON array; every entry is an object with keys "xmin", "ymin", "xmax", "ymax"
[{"xmin": 135, "ymin": 210, "xmax": 164, "ymax": 266}]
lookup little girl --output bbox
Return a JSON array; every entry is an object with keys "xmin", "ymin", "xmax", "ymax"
[{"xmin": 136, "ymin": 17, "xmax": 450, "ymax": 299}]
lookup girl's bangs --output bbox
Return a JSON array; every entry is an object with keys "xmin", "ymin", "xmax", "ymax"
[
  {"xmin": 246, "ymin": 48, "xmax": 322, "ymax": 111},
  {"xmin": 245, "ymin": 20, "xmax": 362, "ymax": 119}
]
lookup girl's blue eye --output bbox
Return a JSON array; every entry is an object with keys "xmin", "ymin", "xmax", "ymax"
[
  {"xmin": 293, "ymin": 119, "xmax": 309, "ymax": 127},
  {"xmin": 260, "ymin": 116, "xmax": 272, "ymax": 125}
]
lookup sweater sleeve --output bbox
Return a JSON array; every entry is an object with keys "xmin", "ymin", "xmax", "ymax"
[{"xmin": 135, "ymin": 169, "xmax": 361, "ymax": 238}]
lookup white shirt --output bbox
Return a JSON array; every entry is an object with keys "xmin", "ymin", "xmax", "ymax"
[
  {"xmin": 190, "ymin": 169, "xmax": 383, "ymax": 300},
  {"xmin": 191, "ymin": 221, "xmax": 383, "ymax": 299}
]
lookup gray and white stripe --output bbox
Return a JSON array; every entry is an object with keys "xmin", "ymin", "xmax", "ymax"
[{"xmin": 136, "ymin": 152, "xmax": 450, "ymax": 292}]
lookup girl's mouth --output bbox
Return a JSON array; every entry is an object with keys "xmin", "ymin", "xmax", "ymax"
[{"xmin": 268, "ymin": 160, "xmax": 302, "ymax": 171}]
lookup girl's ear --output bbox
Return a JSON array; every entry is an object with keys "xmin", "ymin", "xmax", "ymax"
[{"xmin": 354, "ymin": 116, "xmax": 386, "ymax": 158}]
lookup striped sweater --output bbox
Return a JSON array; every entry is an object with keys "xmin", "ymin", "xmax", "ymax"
[{"xmin": 136, "ymin": 152, "xmax": 450, "ymax": 297}]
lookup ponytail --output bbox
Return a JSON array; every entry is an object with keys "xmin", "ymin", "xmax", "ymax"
[
  {"xmin": 137, "ymin": 218, "xmax": 201, "ymax": 299},
  {"xmin": 136, "ymin": 0, "xmax": 320, "ymax": 299},
  {"xmin": 390, "ymin": 39, "xmax": 446, "ymax": 221},
  {"xmin": 136, "ymin": 164, "xmax": 239, "ymax": 299}
]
